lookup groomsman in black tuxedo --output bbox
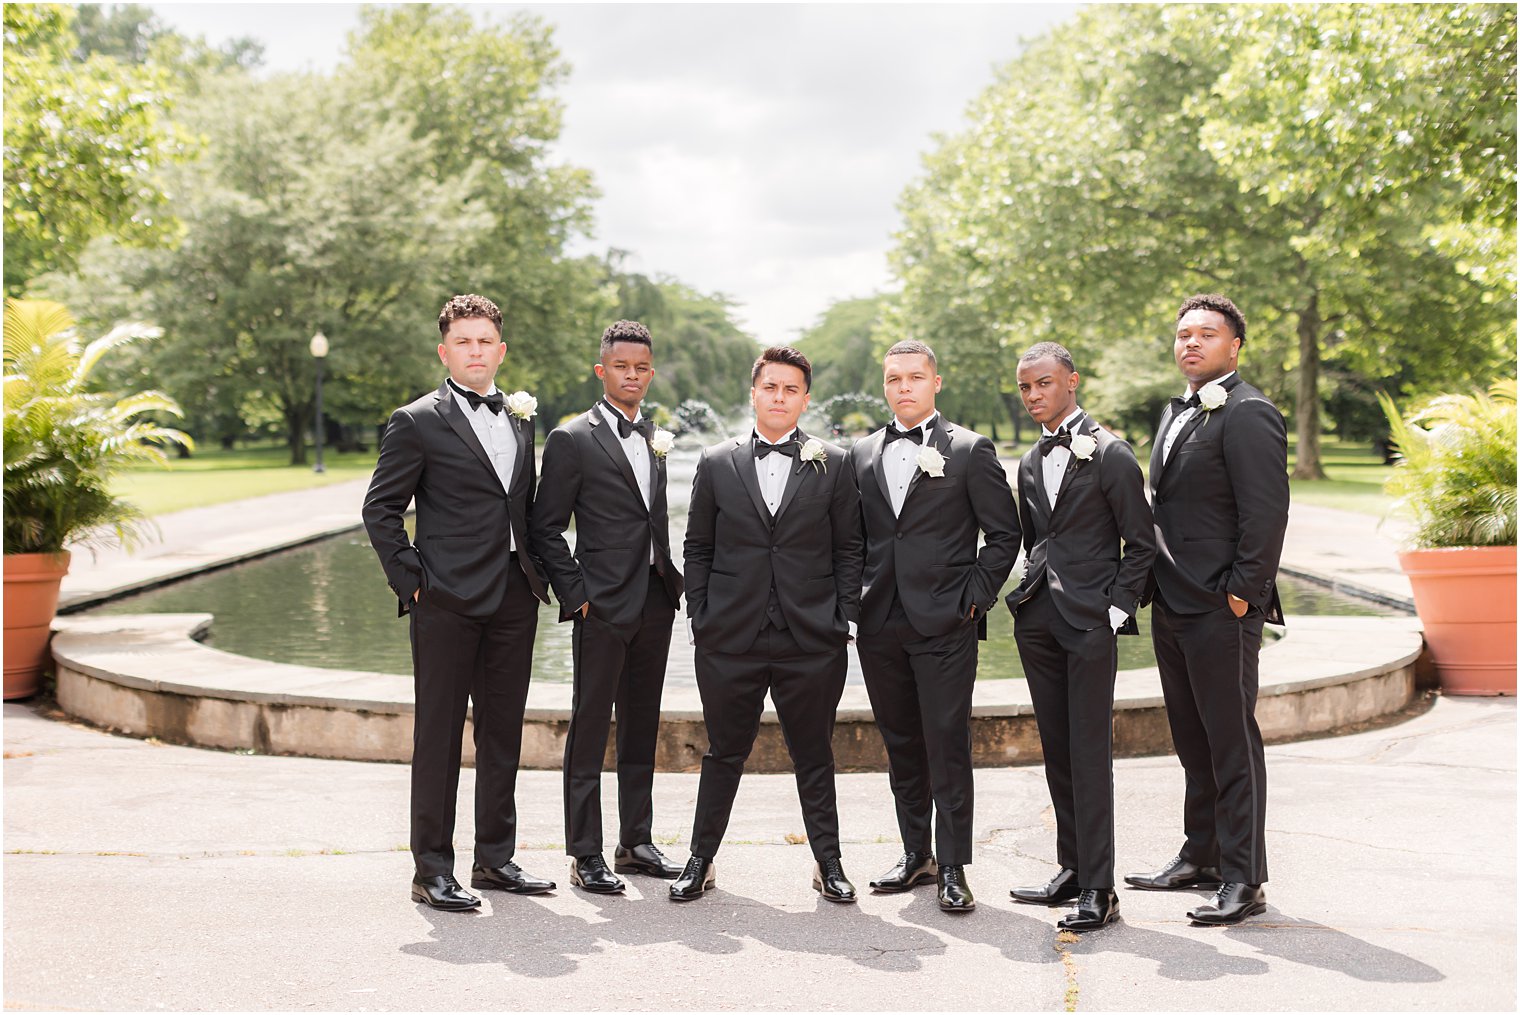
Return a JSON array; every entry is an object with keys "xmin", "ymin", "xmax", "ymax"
[
  {"xmin": 530, "ymin": 320, "xmax": 685, "ymax": 894},
  {"xmin": 671, "ymin": 346, "xmax": 864, "ymax": 903},
  {"xmin": 363, "ymin": 294, "xmax": 556, "ymax": 911},
  {"xmin": 851, "ymin": 340, "xmax": 1020, "ymax": 912},
  {"xmin": 1004, "ymin": 342, "xmax": 1154, "ymax": 931},
  {"xmin": 1125, "ymin": 294, "xmax": 1288, "ymax": 926}
]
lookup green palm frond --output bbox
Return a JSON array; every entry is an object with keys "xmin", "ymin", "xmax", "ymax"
[
  {"xmin": 1380, "ymin": 379, "xmax": 1518, "ymax": 550},
  {"xmin": 3, "ymin": 298, "xmax": 194, "ymax": 554}
]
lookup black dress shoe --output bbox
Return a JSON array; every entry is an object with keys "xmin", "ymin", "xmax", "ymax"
[
  {"xmin": 1123, "ymin": 855, "xmax": 1223, "ymax": 891},
  {"xmin": 1010, "ymin": 867, "xmax": 1081, "ymax": 906},
  {"xmin": 1058, "ymin": 888, "xmax": 1121, "ymax": 932},
  {"xmin": 614, "ymin": 842, "xmax": 682, "ymax": 879},
  {"xmin": 471, "ymin": 860, "xmax": 556, "ymax": 895},
  {"xmin": 669, "ymin": 856, "xmax": 716, "ymax": 901},
  {"xmin": 937, "ymin": 864, "xmax": 976, "ymax": 912},
  {"xmin": 869, "ymin": 851, "xmax": 938, "ymax": 893},
  {"xmin": 1188, "ymin": 882, "xmax": 1266, "ymax": 925},
  {"xmin": 411, "ymin": 874, "xmax": 481, "ymax": 911},
  {"xmin": 569, "ymin": 854, "xmax": 626, "ymax": 894},
  {"xmin": 812, "ymin": 857, "xmax": 858, "ymax": 903}
]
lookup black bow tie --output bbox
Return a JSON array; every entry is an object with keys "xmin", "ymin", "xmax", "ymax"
[
  {"xmin": 884, "ymin": 423, "xmax": 924, "ymax": 446},
  {"xmin": 754, "ymin": 436, "xmax": 801, "ymax": 460},
  {"xmin": 1039, "ymin": 428, "xmax": 1072, "ymax": 457},
  {"xmin": 452, "ymin": 382, "xmax": 504, "ymax": 415},
  {"xmin": 1171, "ymin": 393, "xmax": 1201, "ymax": 413},
  {"xmin": 605, "ymin": 401, "xmax": 652, "ymax": 440}
]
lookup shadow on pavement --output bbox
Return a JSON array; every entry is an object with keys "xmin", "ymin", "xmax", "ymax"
[{"xmin": 402, "ymin": 886, "xmax": 950, "ymax": 978}]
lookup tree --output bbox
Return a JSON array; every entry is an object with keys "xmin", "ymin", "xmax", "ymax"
[
  {"xmin": 794, "ymin": 296, "xmax": 889, "ymax": 399},
  {"xmin": 2, "ymin": 4, "xmax": 186, "ymax": 295},
  {"xmin": 891, "ymin": 4, "xmax": 1516, "ymax": 473}
]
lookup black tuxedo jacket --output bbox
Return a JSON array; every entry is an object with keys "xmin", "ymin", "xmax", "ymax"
[
  {"xmin": 1147, "ymin": 373, "xmax": 1288, "ymax": 623},
  {"xmin": 852, "ymin": 416, "xmax": 1021, "ymax": 639},
  {"xmin": 1006, "ymin": 414, "xmax": 1156, "ymax": 634},
  {"xmin": 529, "ymin": 404, "xmax": 683, "ymax": 624},
  {"xmin": 683, "ymin": 431, "xmax": 863, "ymax": 656},
  {"xmin": 362, "ymin": 380, "xmax": 549, "ymax": 618}
]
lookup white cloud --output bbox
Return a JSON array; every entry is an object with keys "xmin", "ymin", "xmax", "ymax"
[{"xmin": 152, "ymin": 2, "xmax": 1081, "ymax": 344}]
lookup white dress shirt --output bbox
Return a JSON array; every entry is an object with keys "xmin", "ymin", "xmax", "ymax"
[
  {"xmin": 448, "ymin": 379, "xmax": 516, "ymax": 550},
  {"xmin": 1162, "ymin": 370, "xmax": 1235, "ymax": 464},
  {"xmin": 753, "ymin": 428, "xmax": 798, "ymax": 515},
  {"xmin": 1040, "ymin": 406, "xmax": 1086, "ymax": 511},
  {"xmin": 883, "ymin": 415, "xmax": 934, "ymax": 517},
  {"xmin": 597, "ymin": 400, "xmax": 655, "ymax": 564}
]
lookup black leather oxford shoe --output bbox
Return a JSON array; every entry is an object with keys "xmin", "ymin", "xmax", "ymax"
[
  {"xmin": 1010, "ymin": 867, "xmax": 1081, "ymax": 906},
  {"xmin": 614, "ymin": 842, "xmax": 682, "ymax": 879},
  {"xmin": 1123, "ymin": 855, "xmax": 1223, "ymax": 891},
  {"xmin": 471, "ymin": 860, "xmax": 555, "ymax": 895},
  {"xmin": 937, "ymin": 864, "xmax": 976, "ymax": 912},
  {"xmin": 569, "ymin": 854, "xmax": 626, "ymax": 894},
  {"xmin": 1188, "ymin": 882, "xmax": 1266, "ymax": 925},
  {"xmin": 669, "ymin": 856, "xmax": 716, "ymax": 901},
  {"xmin": 869, "ymin": 851, "xmax": 938, "ymax": 893},
  {"xmin": 1058, "ymin": 888, "xmax": 1121, "ymax": 932},
  {"xmin": 812, "ymin": 857, "xmax": 858, "ymax": 903},
  {"xmin": 412, "ymin": 874, "xmax": 481, "ymax": 911}
]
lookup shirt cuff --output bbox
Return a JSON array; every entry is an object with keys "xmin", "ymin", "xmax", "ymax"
[{"xmin": 1107, "ymin": 605, "xmax": 1129, "ymax": 633}]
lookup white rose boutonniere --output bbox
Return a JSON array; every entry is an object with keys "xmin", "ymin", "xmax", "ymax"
[
  {"xmin": 505, "ymin": 390, "xmax": 538, "ymax": 420},
  {"xmin": 649, "ymin": 428, "xmax": 675, "ymax": 458},
  {"xmin": 1069, "ymin": 433, "xmax": 1098, "ymax": 461},
  {"xmin": 916, "ymin": 445, "xmax": 946, "ymax": 478},
  {"xmin": 799, "ymin": 437, "xmax": 828, "ymax": 473},
  {"xmin": 1197, "ymin": 382, "xmax": 1228, "ymax": 412}
]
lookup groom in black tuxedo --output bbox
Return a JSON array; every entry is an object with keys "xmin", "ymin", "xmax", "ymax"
[
  {"xmin": 1004, "ymin": 342, "xmax": 1154, "ymax": 931},
  {"xmin": 671, "ymin": 346, "xmax": 864, "ymax": 903},
  {"xmin": 851, "ymin": 340, "xmax": 1020, "ymax": 912},
  {"xmin": 363, "ymin": 294, "xmax": 556, "ymax": 911},
  {"xmin": 1125, "ymin": 294, "xmax": 1289, "ymax": 926},
  {"xmin": 530, "ymin": 320, "xmax": 684, "ymax": 894}
]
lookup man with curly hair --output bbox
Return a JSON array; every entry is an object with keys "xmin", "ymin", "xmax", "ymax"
[
  {"xmin": 530, "ymin": 320, "xmax": 686, "ymax": 894},
  {"xmin": 1125, "ymin": 294, "xmax": 1289, "ymax": 927},
  {"xmin": 363, "ymin": 294, "xmax": 555, "ymax": 911}
]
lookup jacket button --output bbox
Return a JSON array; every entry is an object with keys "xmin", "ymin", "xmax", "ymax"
[
  {"xmin": 771, "ymin": 546, "xmax": 779, "ymax": 553},
  {"xmin": 895, "ymin": 532, "xmax": 903, "ymax": 540}
]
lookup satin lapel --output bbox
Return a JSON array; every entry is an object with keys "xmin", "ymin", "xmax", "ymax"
[
  {"xmin": 589, "ymin": 408, "xmax": 646, "ymax": 508},
  {"xmin": 771, "ymin": 430, "xmax": 810, "ymax": 524},
  {"xmin": 1149, "ymin": 405, "xmax": 1171, "ymax": 493},
  {"xmin": 730, "ymin": 436, "xmax": 772, "ymax": 525},
  {"xmin": 436, "ymin": 383, "xmax": 497, "ymax": 482},
  {"xmin": 903, "ymin": 418, "xmax": 951, "ymax": 505},
  {"xmin": 871, "ymin": 429, "xmax": 891, "ymax": 506},
  {"xmin": 509, "ymin": 413, "xmax": 530, "ymax": 488},
  {"xmin": 1049, "ymin": 415, "xmax": 1096, "ymax": 517},
  {"xmin": 1024, "ymin": 450, "xmax": 1050, "ymax": 529},
  {"xmin": 1158, "ymin": 409, "xmax": 1210, "ymax": 486}
]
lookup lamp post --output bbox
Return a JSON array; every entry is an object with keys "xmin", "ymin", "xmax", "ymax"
[{"xmin": 310, "ymin": 331, "xmax": 329, "ymax": 474}]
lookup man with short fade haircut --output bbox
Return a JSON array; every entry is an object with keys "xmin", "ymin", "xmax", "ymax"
[
  {"xmin": 363, "ymin": 293, "xmax": 555, "ymax": 911},
  {"xmin": 1126, "ymin": 293, "xmax": 1288, "ymax": 927},
  {"xmin": 672, "ymin": 346, "xmax": 864, "ymax": 903},
  {"xmin": 530, "ymin": 319, "xmax": 685, "ymax": 895},
  {"xmin": 1005, "ymin": 341, "xmax": 1154, "ymax": 931},
  {"xmin": 851, "ymin": 339, "xmax": 1020, "ymax": 912}
]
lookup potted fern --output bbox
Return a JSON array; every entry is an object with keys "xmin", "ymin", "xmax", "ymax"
[
  {"xmin": 1380, "ymin": 380, "xmax": 1517, "ymax": 695},
  {"xmin": 3, "ymin": 298, "xmax": 192, "ymax": 699}
]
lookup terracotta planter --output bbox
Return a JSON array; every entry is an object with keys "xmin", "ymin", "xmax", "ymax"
[
  {"xmin": 3, "ymin": 551, "xmax": 72, "ymax": 700},
  {"xmin": 1399, "ymin": 545, "xmax": 1516, "ymax": 696}
]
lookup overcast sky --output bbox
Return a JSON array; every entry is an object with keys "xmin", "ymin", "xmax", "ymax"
[{"xmin": 152, "ymin": 3, "xmax": 1079, "ymax": 345}]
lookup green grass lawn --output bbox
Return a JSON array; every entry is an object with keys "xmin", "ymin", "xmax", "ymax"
[
  {"xmin": 112, "ymin": 442, "xmax": 379, "ymax": 516},
  {"xmin": 1286, "ymin": 438, "xmax": 1394, "ymax": 517}
]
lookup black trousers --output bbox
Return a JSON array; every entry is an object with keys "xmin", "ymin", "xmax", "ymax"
[
  {"xmin": 1151, "ymin": 593, "xmax": 1269, "ymax": 885},
  {"xmin": 858, "ymin": 597, "xmax": 979, "ymax": 866},
  {"xmin": 690, "ymin": 624, "xmax": 847, "ymax": 862},
  {"xmin": 563, "ymin": 569, "xmax": 676, "ymax": 857},
  {"xmin": 407, "ymin": 558, "xmax": 538, "ymax": 878},
  {"xmin": 1013, "ymin": 587, "xmax": 1118, "ymax": 889}
]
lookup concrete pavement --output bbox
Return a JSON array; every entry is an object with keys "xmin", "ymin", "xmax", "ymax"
[{"xmin": 4, "ymin": 694, "xmax": 1512, "ymax": 1011}]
